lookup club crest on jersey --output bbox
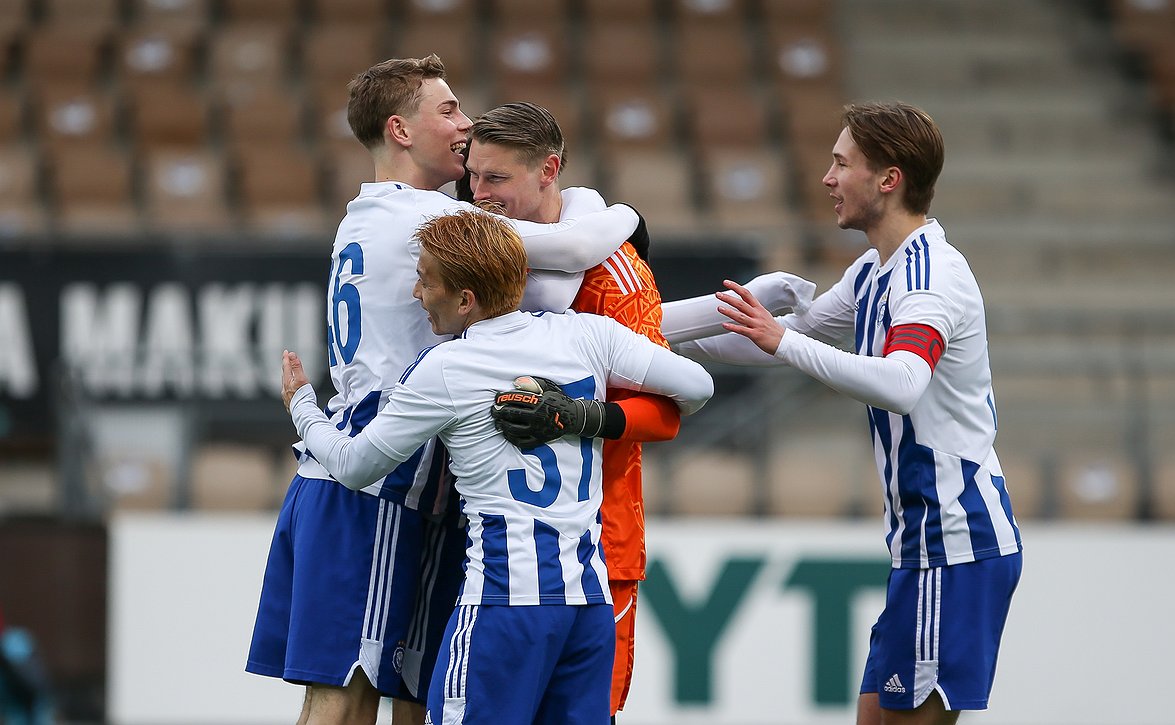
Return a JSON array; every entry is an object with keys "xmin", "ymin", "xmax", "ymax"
[
  {"xmin": 393, "ymin": 642, "xmax": 405, "ymax": 673},
  {"xmin": 876, "ymin": 290, "xmax": 890, "ymax": 327}
]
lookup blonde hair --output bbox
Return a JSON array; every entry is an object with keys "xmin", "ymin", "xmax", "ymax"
[{"xmin": 415, "ymin": 210, "xmax": 528, "ymax": 316}]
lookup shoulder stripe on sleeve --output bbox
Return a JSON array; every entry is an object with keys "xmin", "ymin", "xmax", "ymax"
[
  {"xmin": 399, "ymin": 343, "xmax": 440, "ymax": 383},
  {"xmin": 904, "ymin": 235, "xmax": 931, "ymax": 291},
  {"xmin": 602, "ymin": 252, "xmax": 642, "ymax": 295}
]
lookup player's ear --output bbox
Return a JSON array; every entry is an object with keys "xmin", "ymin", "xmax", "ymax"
[
  {"xmin": 538, "ymin": 153, "xmax": 560, "ymax": 187},
  {"xmin": 386, "ymin": 114, "xmax": 411, "ymax": 148},
  {"xmin": 458, "ymin": 288, "xmax": 476, "ymax": 313},
  {"xmin": 879, "ymin": 166, "xmax": 902, "ymax": 194}
]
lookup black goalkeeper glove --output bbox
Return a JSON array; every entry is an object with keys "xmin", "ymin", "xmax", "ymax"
[{"xmin": 491, "ymin": 376, "xmax": 617, "ymax": 449}]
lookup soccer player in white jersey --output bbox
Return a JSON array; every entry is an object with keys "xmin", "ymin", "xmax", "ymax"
[
  {"xmin": 279, "ymin": 210, "xmax": 713, "ymax": 725},
  {"xmin": 678, "ymin": 102, "xmax": 1022, "ymax": 725},
  {"xmin": 245, "ymin": 55, "xmax": 641, "ymax": 725}
]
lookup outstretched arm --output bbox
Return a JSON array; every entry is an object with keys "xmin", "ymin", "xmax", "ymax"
[{"xmin": 660, "ymin": 271, "xmax": 817, "ymax": 344}]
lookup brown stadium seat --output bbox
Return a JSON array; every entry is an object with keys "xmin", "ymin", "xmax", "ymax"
[
  {"xmin": 116, "ymin": 24, "xmax": 203, "ymax": 88},
  {"xmin": 141, "ymin": 148, "xmax": 232, "ymax": 232},
  {"xmin": 1055, "ymin": 454, "xmax": 1140, "ymax": 521},
  {"xmin": 301, "ymin": 23, "xmax": 386, "ymax": 89},
  {"xmin": 659, "ymin": 450, "xmax": 757, "ymax": 516},
  {"xmin": 307, "ymin": 0, "xmax": 386, "ymax": 24},
  {"xmin": 309, "ymin": 80, "xmax": 358, "ymax": 150},
  {"xmin": 668, "ymin": 0, "xmax": 747, "ymax": 28},
  {"xmin": 582, "ymin": 23, "xmax": 661, "ymax": 88},
  {"xmin": 0, "ymin": 146, "xmax": 47, "ymax": 235},
  {"xmin": 582, "ymin": 0, "xmax": 656, "ymax": 23},
  {"xmin": 1153, "ymin": 453, "xmax": 1175, "ymax": 521},
  {"xmin": 760, "ymin": 0, "xmax": 831, "ymax": 30},
  {"xmin": 190, "ymin": 444, "xmax": 281, "ymax": 511},
  {"xmin": 491, "ymin": 0, "xmax": 568, "ymax": 23},
  {"xmin": 0, "ymin": 89, "xmax": 21, "ymax": 143},
  {"xmin": 322, "ymin": 142, "xmax": 372, "ymax": 211},
  {"xmin": 601, "ymin": 148, "xmax": 696, "ymax": 233},
  {"xmin": 42, "ymin": 0, "xmax": 121, "ymax": 33},
  {"xmin": 392, "ymin": 20, "xmax": 476, "ymax": 88},
  {"xmin": 130, "ymin": 0, "xmax": 210, "ymax": 30},
  {"xmin": 46, "ymin": 145, "xmax": 140, "ymax": 235},
  {"xmin": 489, "ymin": 26, "xmax": 568, "ymax": 88},
  {"xmin": 232, "ymin": 145, "xmax": 326, "ymax": 237},
  {"xmin": 766, "ymin": 431, "xmax": 870, "ymax": 517},
  {"xmin": 672, "ymin": 24, "xmax": 753, "ymax": 87},
  {"xmin": 127, "ymin": 82, "xmax": 211, "ymax": 149},
  {"xmin": 399, "ymin": 0, "xmax": 475, "ymax": 22},
  {"xmin": 684, "ymin": 85, "xmax": 770, "ymax": 148},
  {"xmin": 699, "ymin": 147, "xmax": 791, "ymax": 229},
  {"xmin": 995, "ymin": 452, "xmax": 1048, "ymax": 520},
  {"xmin": 219, "ymin": 86, "xmax": 306, "ymax": 150},
  {"xmin": 207, "ymin": 24, "xmax": 292, "ymax": 93},
  {"xmin": 589, "ymin": 84, "xmax": 678, "ymax": 151},
  {"xmin": 32, "ymin": 87, "xmax": 119, "ymax": 150},
  {"xmin": 220, "ymin": 0, "xmax": 301, "ymax": 25},
  {"xmin": 766, "ymin": 26, "xmax": 844, "ymax": 100},
  {"xmin": 101, "ymin": 455, "xmax": 174, "ymax": 510},
  {"xmin": 23, "ymin": 24, "xmax": 109, "ymax": 86}
]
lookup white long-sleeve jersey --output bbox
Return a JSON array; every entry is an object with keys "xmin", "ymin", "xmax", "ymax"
[{"xmin": 290, "ymin": 310, "xmax": 713, "ymax": 605}]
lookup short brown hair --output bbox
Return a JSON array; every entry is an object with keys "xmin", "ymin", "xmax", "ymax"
[
  {"xmin": 414, "ymin": 210, "xmax": 528, "ymax": 317},
  {"xmin": 471, "ymin": 102, "xmax": 567, "ymax": 172},
  {"xmin": 843, "ymin": 102, "xmax": 944, "ymax": 215},
  {"xmin": 347, "ymin": 55, "xmax": 447, "ymax": 149}
]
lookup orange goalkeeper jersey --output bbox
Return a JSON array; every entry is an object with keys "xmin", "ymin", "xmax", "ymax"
[{"xmin": 571, "ymin": 242, "xmax": 669, "ymax": 581}]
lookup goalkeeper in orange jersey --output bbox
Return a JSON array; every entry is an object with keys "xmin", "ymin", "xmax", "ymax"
[
  {"xmin": 462, "ymin": 102, "xmax": 676, "ymax": 719},
  {"xmin": 464, "ymin": 102, "xmax": 813, "ymax": 720}
]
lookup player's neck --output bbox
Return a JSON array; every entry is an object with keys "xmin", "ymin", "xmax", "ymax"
[
  {"xmin": 869, "ymin": 211, "xmax": 929, "ymax": 264},
  {"xmin": 534, "ymin": 186, "xmax": 563, "ymax": 224}
]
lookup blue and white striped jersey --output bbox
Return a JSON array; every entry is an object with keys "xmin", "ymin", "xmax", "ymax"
[
  {"xmin": 291, "ymin": 310, "xmax": 713, "ymax": 606},
  {"xmin": 294, "ymin": 181, "xmax": 637, "ymax": 513},
  {"xmin": 793, "ymin": 220, "xmax": 1021, "ymax": 568}
]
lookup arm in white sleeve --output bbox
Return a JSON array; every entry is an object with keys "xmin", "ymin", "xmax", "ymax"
[
  {"xmin": 559, "ymin": 186, "xmax": 607, "ymax": 216},
  {"xmin": 675, "ymin": 327, "xmax": 784, "ymax": 367},
  {"xmin": 661, "ymin": 271, "xmax": 817, "ymax": 344},
  {"xmin": 507, "ymin": 203, "xmax": 638, "ymax": 272},
  {"xmin": 520, "ymin": 270, "xmax": 586, "ymax": 313},
  {"xmin": 775, "ymin": 333, "xmax": 933, "ymax": 414},
  {"xmin": 288, "ymin": 384, "xmax": 405, "ymax": 490},
  {"xmin": 600, "ymin": 323, "xmax": 714, "ymax": 415}
]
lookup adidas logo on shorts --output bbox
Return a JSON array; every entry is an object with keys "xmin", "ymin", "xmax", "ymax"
[{"xmin": 884, "ymin": 674, "xmax": 907, "ymax": 694}]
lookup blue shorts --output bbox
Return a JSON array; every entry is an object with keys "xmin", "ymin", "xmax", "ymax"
[
  {"xmin": 861, "ymin": 552, "xmax": 1022, "ymax": 711},
  {"xmin": 397, "ymin": 511, "xmax": 467, "ymax": 704},
  {"xmin": 427, "ymin": 603, "xmax": 614, "ymax": 725},
  {"xmin": 245, "ymin": 475, "xmax": 423, "ymax": 697}
]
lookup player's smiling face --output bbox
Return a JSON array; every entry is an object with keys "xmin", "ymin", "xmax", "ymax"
[
  {"xmin": 823, "ymin": 127, "xmax": 886, "ymax": 233},
  {"xmin": 413, "ymin": 249, "xmax": 466, "ymax": 335},
  {"xmin": 465, "ymin": 140, "xmax": 549, "ymax": 222},
  {"xmin": 404, "ymin": 78, "xmax": 471, "ymax": 189}
]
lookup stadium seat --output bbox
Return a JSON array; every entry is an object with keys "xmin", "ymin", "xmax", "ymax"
[
  {"xmin": 589, "ymin": 84, "xmax": 678, "ymax": 151},
  {"xmin": 207, "ymin": 25, "xmax": 291, "ymax": 93},
  {"xmin": 582, "ymin": 0, "xmax": 656, "ymax": 22},
  {"xmin": 668, "ymin": 0, "xmax": 747, "ymax": 28},
  {"xmin": 581, "ymin": 23, "xmax": 661, "ymax": 88},
  {"xmin": 101, "ymin": 455, "xmax": 173, "ymax": 510},
  {"xmin": 189, "ymin": 444, "xmax": 280, "ymax": 511},
  {"xmin": 220, "ymin": 0, "xmax": 301, "ymax": 25},
  {"xmin": 309, "ymin": 81, "xmax": 358, "ymax": 149},
  {"xmin": 127, "ymin": 82, "xmax": 211, "ymax": 149},
  {"xmin": 130, "ymin": 0, "xmax": 210, "ymax": 30},
  {"xmin": 300, "ymin": 23, "xmax": 386, "ymax": 89},
  {"xmin": 1055, "ymin": 455, "xmax": 1140, "ymax": 520},
  {"xmin": 684, "ymin": 85, "xmax": 770, "ymax": 148},
  {"xmin": 489, "ymin": 26, "xmax": 568, "ymax": 88},
  {"xmin": 1152, "ymin": 453, "xmax": 1175, "ymax": 521},
  {"xmin": 0, "ymin": 146, "xmax": 47, "ymax": 235},
  {"xmin": 322, "ymin": 142, "xmax": 372, "ymax": 211},
  {"xmin": 141, "ymin": 148, "xmax": 232, "ymax": 232},
  {"xmin": 42, "ymin": 0, "xmax": 121, "ymax": 33},
  {"xmin": 672, "ymin": 24, "xmax": 753, "ymax": 87},
  {"xmin": 22, "ymin": 25, "xmax": 109, "ymax": 86},
  {"xmin": 391, "ymin": 20, "xmax": 476, "ymax": 87},
  {"xmin": 699, "ymin": 147, "xmax": 792, "ymax": 229},
  {"xmin": 660, "ymin": 449, "xmax": 757, "ymax": 516},
  {"xmin": 32, "ymin": 87, "xmax": 119, "ymax": 150},
  {"xmin": 0, "ymin": 90, "xmax": 21, "ymax": 143},
  {"xmin": 765, "ymin": 432, "xmax": 870, "ymax": 518},
  {"xmin": 759, "ymin": 0, "xmax": 830, "ymax": 30},
  {"xmin": 232, "ymin": 145, "xmax": 326, "ymax": 238},
  {"xmin": 306, "ymin": 0, "xmax": 386, "ymax": 24},
  {"xmin": 601, "ymin": 148, "xmax": 696, "ymax": 233},
  {"xmin": 399, "ymin": 0, "xmax": 475, "ymax": 22},
  {"xmin": 490, "ymin": 0, "xmax": 567, "ymax": 23},
  {"xmin": 46, "ymin": 145, "xmax": 140, "ymax": 235},
  {"xmin": 116, "ymin": 24, "xmax": 202, "ymax": 88},
  {"xmin": 219, "ymin": 86, "xmax": 306, "ymax": 150},
  {"xmin": 996, "ymin": 452, "xmax": 1049, "ymax": 520}
]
